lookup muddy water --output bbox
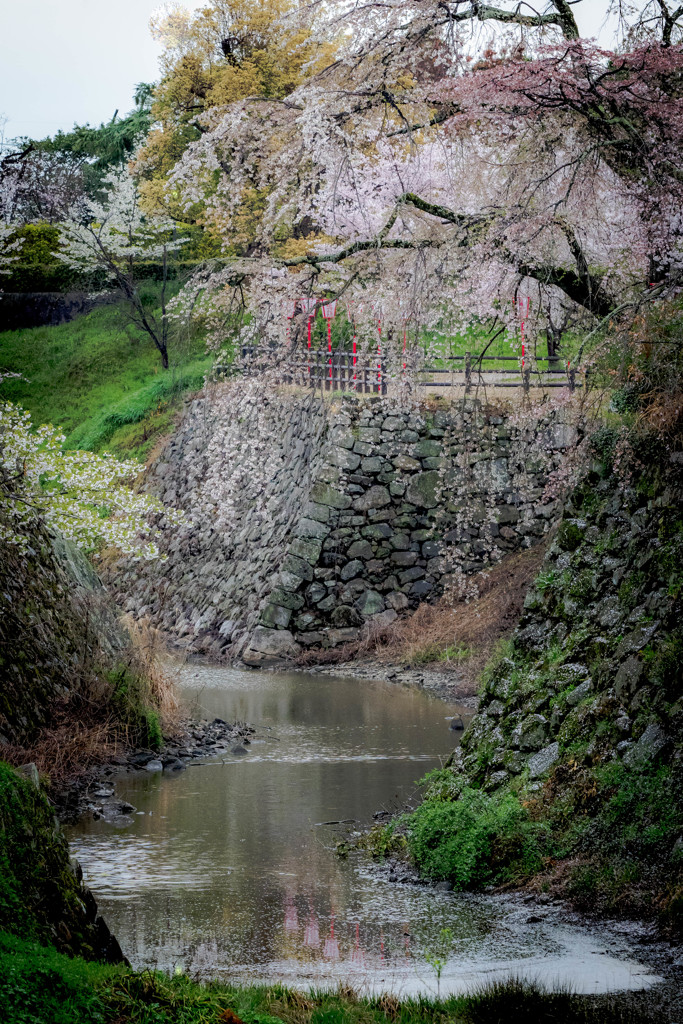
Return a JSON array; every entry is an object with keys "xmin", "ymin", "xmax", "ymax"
[{"xmin": 68, "ymin": 666, "xmax": 662, "ymax": 997}]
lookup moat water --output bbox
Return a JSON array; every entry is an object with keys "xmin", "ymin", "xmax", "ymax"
[{"xmin": 68, "ymin": 665, "xmax": 662, "ymax": 997}]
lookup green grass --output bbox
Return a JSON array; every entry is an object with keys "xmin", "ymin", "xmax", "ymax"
[
  {"xmin": 420, "ymin": 322, "xmax": 584, "ymax": 373},
  {"xmin": 0, "ymin": 931, "xmax": 667, "ymax": 1024},
  {"xmin": 0, "ymin": 297, "xmax": 212, "ymax": 461}
]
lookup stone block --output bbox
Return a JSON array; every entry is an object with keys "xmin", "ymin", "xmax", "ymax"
[
  {"xmin": 512, "ymin": 714, "xmax": 548, "ymax": 751},
  {"xmin": 353, "ymin": 485, "xmax": 391, "ymax": 511},
  {"xmin": 260, "ymin": 604, "xmax": 292, "ymax": 628},
  {"xmin": 358, "ymin": 427, "xmax": 381, "ymax": 443},
  {"xmin": 528, "ymin": 742, "xmax": 560, "ymax": 779},
  {"xmin": 296, "ymin": 612, "xmax": 320, "ymax": 630},
  {"xmin": 290, "ymin": 537, "xmax": 323, "ymax": 564},
  {"xmin": 363, "ymin": 523, "xmax": 393, "ymax": 540},
  {"xmin": 382, "ymin": 416, "xmax": 403, "ymax": 431},
  {"xmin": 340, "ymin": 559, "xmax": 365, "ymax": 581},
  {"xmin": 330, "ymin": 447, "xmax": 361, "ymax": 471},
  {"xmin": 307, "ymin": 583, "xmax": 327, "ymax": 604},
  {"xmin": 361, "ymin": 457, "xmax": 383, "ymax": 474},
  {"xmin": 566, "ymin": 680, "xmax": 592, "ymax": 706},
  {"xmin": 282, "ymin": 554, "xmax": 314, "ymax": 582},
  {"xmin": 296, "ymin": 518, "xmax": 330, "ymax": 540},
  {"xmin": 422, "ymin": 540, "xmax": 442, "ymax": 558},
  {"xmin": 268, "ymin": 588, "xmax": 305, "ymax": 611},
  {"xmin": 393, "ymin": 455, "xmax": 421, "ymax": 472},
  {"xmin": 243, "ymin": 627, "xmax": 300, "ymax": 665},
  {"xmin": 406, "ymin": 471, "xmax": 439, "ymax": 509},
  {"xmin": 310, "ymin": 482, "xmax": 352, "ymax": 509},
  {"xmin": 614, "ymin": 656, "xmax": 644, "ymax": 698},
  {"xmin": 399, "ymin": 567, "xmax": 425, "ymax": 584},
  {"xmin": 624, "ymin": 722, "xmax": 669, "ymax": 766},
  {"xmin": 355, "ymin": 589, "xmax": 385, "ymax": 617},
  {"xmin": 386, "ymin": 591, "xmax": 409, "ymax": 611},
  {"xmin": 331, "ymin": 604, "xmax": 363, "ymax": 627},
  {"xmin": 391, "ymin": 550, "xmax": 418, "ymax": 566},
  {"xmin": 303, "ymin": 502, "xmax": 331, "ymax": 524},
  {"xmin": 347, "ymin": 540, "xmax": 374, "ymax": 561},
  {"xmin": 353, "ymin": 441, "xmax": 374, "ymax": 456},
  {"xmin": 411, "ymin": 439, "xmax": 441, "ymax": 458},
  {"xmin": 411, "ymin": 580, "xmax": 433, "ymax": 596},
  {"xmin": 327, "ymin": 627, "xmax": 361, "ymax": 646},
  {"xmin": 390, "ymin": 533, "xmax": 411, "ymax": 550},
  {"xmin": 329, "ymin": 427, "xmax": 355, "ymax": 450}
]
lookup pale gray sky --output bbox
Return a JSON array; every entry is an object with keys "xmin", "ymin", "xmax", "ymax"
[{"xmin": 1, "ymin": 1, "xmax": 618, "ymax": 143}]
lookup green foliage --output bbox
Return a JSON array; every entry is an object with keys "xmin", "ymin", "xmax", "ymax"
[
  {"xmin": 0, "ymin": 765, "xmax": 85, "ymax": 945},
  {"xmin": 587, "ymin": 762, "xmax": 683, "ymax": 862},
  {"xmin": 0, "ymin": 932, "xmax": 665, "ymax": 1024},
  {"xmin": 556, "ymin": 520, "xmax": 583, "ymax": 552},
  {"xmin": 588, "ymin": 427, "xmax": 619, "ymax": 472},
  {"xmin": 107, "ymin": 668, "xmax": 163, "ymax": 750},
  {"xmin": 405, "ymin": 788, "xmax": 548, "ymax": 888},
  {"xmin": 0, "ymin": 300, "xmax": 212, "ymax": 461},
  {"xmin": 420, "ymin": 767, "xmax": 468, "ymax": 802}
]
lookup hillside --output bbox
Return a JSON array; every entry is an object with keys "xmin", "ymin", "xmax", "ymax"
[
  {"xmin": 0, "ymin": 297, "xmax": 211, "ymax": 461},
  {"xmin": 372, "ymin": 438, "xmax": 683, "ymax": 932}
]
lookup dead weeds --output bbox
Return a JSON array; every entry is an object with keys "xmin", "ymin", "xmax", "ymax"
[{"xmin": 297, "ymin": 543, "xmax": 548, "ymax": 686}]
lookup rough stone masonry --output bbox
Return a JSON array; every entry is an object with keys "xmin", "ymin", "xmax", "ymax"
[{"xmin": 108, "ymin": 390, "xmax": 576, "ymax": 664}]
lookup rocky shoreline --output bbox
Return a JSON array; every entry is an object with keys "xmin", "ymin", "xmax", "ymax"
[
  {"xmin": 295, "ymin": 657, "xmax": 480, "ymax": 707},
  {"xmin": 54, "ymin": 716, "xmax": 255, "ymax": 823}
]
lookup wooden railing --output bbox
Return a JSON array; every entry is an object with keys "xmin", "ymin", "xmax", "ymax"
[
  {"xmin": 223, "ymin": 347, "xmax": 389, "ymax": 393},
  {"xmin": 421, "ymin": 352, "xmax": 583, "ymax": 391},
  {"xmin": 216, "ymin": 347, "xmax": 584, "ymax": 394}
]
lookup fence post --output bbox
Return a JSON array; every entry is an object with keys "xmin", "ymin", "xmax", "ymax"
[
  {"xmin": 465, "ymin": 351, "xmax": 472, "ymax": 393},
  {"xmin": 569, "ymin": 366, "xmax": 576, "ymax": 392},
  {"xmin": 523, "ymin": 367, "xmax": 530, "ymax": 394}
]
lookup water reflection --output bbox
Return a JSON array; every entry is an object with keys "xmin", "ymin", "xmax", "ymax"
[{"xmin": 68, "ymin": 667, "xmax": 662, "ymax": 996}]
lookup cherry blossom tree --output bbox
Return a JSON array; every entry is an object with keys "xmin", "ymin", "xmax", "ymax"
[
  {"xmin": 0, "ymin": 390, "xmax": 185, "ymax": 558},
  {"xmin": 165, "ymin": 0, "xmax": 683, "ymax": 361},
  {"xmin": 59, "ymin": 166, "xmax": 187, "ymax": 368}
]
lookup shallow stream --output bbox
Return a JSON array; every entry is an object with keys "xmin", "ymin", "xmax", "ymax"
[{"xmin": 68, "ymin": 665, "xmax": 663, "ymax": 997}]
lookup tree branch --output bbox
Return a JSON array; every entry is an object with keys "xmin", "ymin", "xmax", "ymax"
[{"xmin": 443, "ymin": 1, "xmax": 579, "ymax": 39}]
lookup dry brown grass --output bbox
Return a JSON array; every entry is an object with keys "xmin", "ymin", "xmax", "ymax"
[
  {"xmin": 121, "ymin": 615, "xmax": 182, "ymax": 735},
  {"xmin": 1, "ymin": 696, "xmax": 124, "ymax": 789},
  {"xmin": 297, "ymin": 543, "xmax": 548, "ymax": 686},
  {"xmin": 2, "ymin": 617, "xmax": 183, "ymax": 790}
]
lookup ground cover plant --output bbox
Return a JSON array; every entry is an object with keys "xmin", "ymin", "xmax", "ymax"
[{"xmin": 0, "ymin": 931, "xmax": 670, "ymax": 1024}]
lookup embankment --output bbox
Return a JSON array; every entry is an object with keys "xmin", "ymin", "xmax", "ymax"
[
  {"xmin": 107, "ymin": 390, "xmax": 576, "ymax": 662},
  {"xmin": 379, "ymin": 439, "xmax": 683, "ymax": 931}
]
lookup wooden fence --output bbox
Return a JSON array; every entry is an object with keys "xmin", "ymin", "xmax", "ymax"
[
  {"xmin": 222, "ymin": 347, "xmax": 584, "ymax": 394},
  {"xmin": 234, "ymin": 347, "xmax": 388, "ymax": 393},
  {"xmin": 422, "ymin": 353, "xmax": 583, "ymax": 391}
]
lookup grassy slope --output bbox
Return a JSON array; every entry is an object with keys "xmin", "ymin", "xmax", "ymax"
[
  {"xmin": 0, "ymin": 932, "xmax": 666, "ymax": 1024},
  {"xmin": 0, "ymin": 299, "xmax": 212, "ymax": 461}
]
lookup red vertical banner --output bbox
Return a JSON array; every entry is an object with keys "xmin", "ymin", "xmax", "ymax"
[
  {"xmin": 377, "ymin": 317, "xmax": 382, "ymax": 390},
  {"xmin": 298, "ymin": 297, "xmax": 317, "ymax": 378},
  {"xmin": 321, "ymin": 300, "xmax": 337, "ymax": 385}
]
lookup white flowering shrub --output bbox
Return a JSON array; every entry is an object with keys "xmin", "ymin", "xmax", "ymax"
[{"xmin": 0, "ymin": 398, "xmax": 185, "ymax": 558}]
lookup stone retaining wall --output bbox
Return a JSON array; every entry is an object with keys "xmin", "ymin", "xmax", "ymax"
[
  {"xmin": 108, "ymin": 387, "xmax": 575, "ymax": 663},
  {"xmin": 244, "ymin": 396, "xmax": 573, "ymax": 663},
  {"xmin": 107, "ymin": 386, "xmax": 327, "ymax": 659}
]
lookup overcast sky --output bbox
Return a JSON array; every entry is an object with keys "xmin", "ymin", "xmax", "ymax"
[{"xmin": 1, "ymin": 1, "xmax": 619, "ymax": 144}]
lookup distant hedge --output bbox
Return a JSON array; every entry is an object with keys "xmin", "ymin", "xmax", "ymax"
[{"xmin": 2, "ymin": 259, "xmax": 218, "ymax": 293}]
